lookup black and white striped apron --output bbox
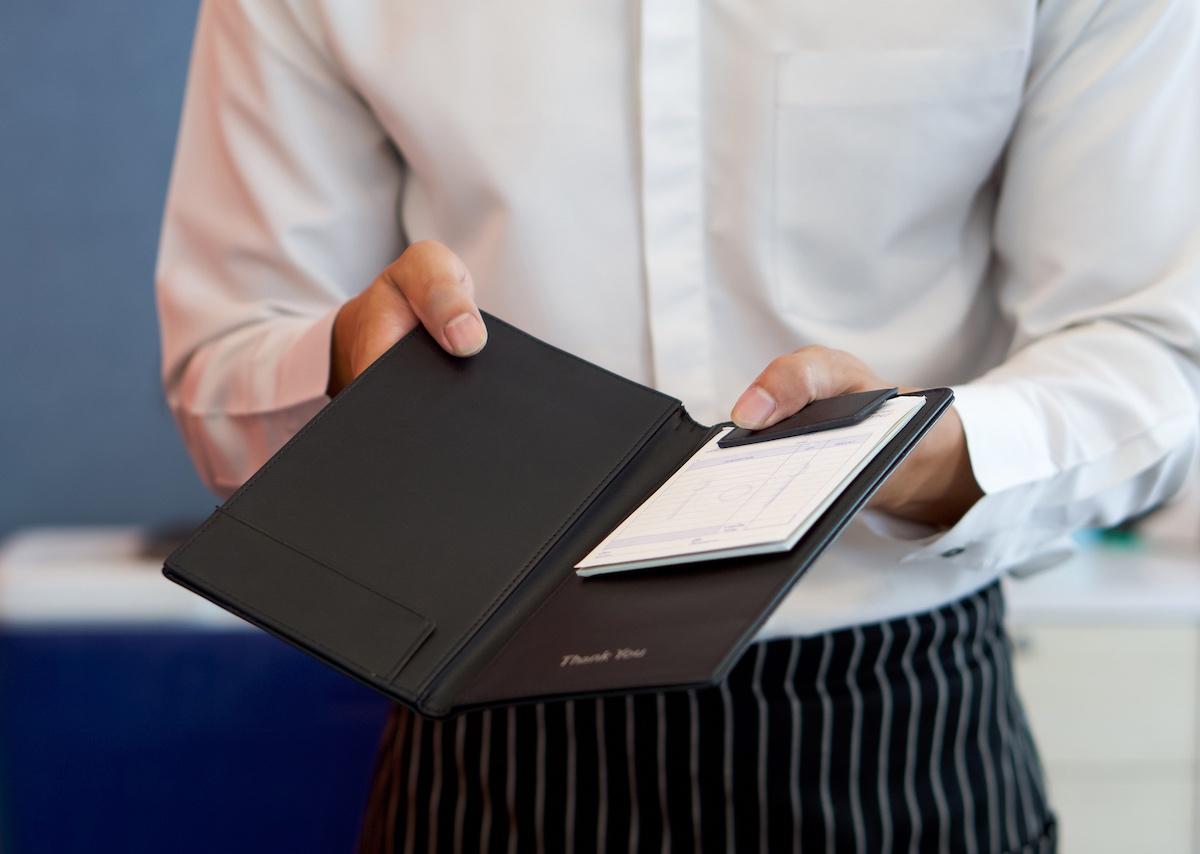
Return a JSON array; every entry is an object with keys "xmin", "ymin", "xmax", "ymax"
[{"xmin": 358, "ymin": 582, "xmax": 1057, "ymax": 853}]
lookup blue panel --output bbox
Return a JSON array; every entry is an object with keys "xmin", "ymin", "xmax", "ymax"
[
  {"xmin": 0, "ymin": 0, "xmax": 215, "ymax": 536},
  {"xmin": 0, "ymin": 5, "xmax": 395, "ymax": 851},
  {"xmin": 0, "ymin": 629, "xmax": 392, "ymax": 854}
]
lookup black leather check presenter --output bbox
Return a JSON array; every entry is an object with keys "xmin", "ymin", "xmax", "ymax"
[{"xmin": 164, "ymin": 315, "xmax": 952, "ymax": 718}]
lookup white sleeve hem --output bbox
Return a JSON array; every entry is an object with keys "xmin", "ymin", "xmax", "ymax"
[{"xmin": 951, "ymin": 383, "xmax": 1060, "ymax": 495}]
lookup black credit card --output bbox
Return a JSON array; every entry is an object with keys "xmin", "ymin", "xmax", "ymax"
[{"xmin": 718, "ymin": 387, "xmax": 899, "ymax": 448}]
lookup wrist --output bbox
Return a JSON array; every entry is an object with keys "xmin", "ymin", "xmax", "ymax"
[
  {"xmin": 871, "ymin": 407, "xmax": 982, "ymax": 527},
  {"xmin": 327, "ymin": 297, "xmax": 359, "ymax": 397}
]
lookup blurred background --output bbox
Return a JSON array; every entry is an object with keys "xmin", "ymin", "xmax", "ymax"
[
  {"xmin": 0, "ymin": 4, "xmax": 390, "ymax": 853},
  {"xmin": 1, "ymin": 3, "xmax": 1197, "ymax": 853}
]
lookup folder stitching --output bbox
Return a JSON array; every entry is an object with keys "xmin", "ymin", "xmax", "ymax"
[{"xmin": 415, "ymin": 397, "xmax": 682, "ymax": 699}]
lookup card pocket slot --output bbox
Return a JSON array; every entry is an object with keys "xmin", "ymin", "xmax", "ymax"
[{"xmin": 166, "ymin": 510, "xmax": 434, "ymax": 689}]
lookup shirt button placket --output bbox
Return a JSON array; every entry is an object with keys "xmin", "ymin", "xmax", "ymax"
[{"xmin": 638, "ymin": 0, "xmax": 715, "ymax": 422}]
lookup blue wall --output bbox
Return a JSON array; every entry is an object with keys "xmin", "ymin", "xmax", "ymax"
[
  {"xmin": 0, "ymin": 1, "xmax": 215, "ymax": 536},
  {"xmin": 0, "ymin": 16, "xmax": 391, "ymax": 854}
]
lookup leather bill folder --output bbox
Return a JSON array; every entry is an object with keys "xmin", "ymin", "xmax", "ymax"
[{"xmin": 164, "ymin": 314, "xmax": 952, "ymax": 717}]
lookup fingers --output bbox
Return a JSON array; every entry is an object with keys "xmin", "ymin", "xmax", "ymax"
[
  {"xmin": 328, "ymin": 274, "xmax": 417, "ymax": 394},
  {"xmin": 351, "ymin": 282, "xmax": 420, "ymax": 375},
  {"xmin": 380, "ymin": 240, "xmax": 487, "ymax": 357},
  {"xmin": 730, "ymin": 346, "xmax": 886, "ymax": 429},
  {"xmin": 328, "ymin": 240, "xmax": 485, "ymax": 395}
]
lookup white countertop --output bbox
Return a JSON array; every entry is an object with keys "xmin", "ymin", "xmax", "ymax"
[
  {"xmin": 0, "ymin": 526, "xmax": 245, "ymax": 628},
  {"xmin": 2, "ymin": 526, "xmax": 1197, "ymax": 628},
  {"xmin": 1004, "ymin": 540, "xmax": 1200, "ymax": 625}
]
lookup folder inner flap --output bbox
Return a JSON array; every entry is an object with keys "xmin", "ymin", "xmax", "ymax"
[{"xmin": 449, "ymin": 390, "xmax": 954, "ymax": 711}]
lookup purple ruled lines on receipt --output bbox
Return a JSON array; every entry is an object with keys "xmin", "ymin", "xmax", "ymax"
[
  {"xmin": 604, "ymin": 433, "xmax": 868, "ymax": 552},
  {"xmin": 575, "ymin": 395, "xmax": 924, "ymax": 571}
]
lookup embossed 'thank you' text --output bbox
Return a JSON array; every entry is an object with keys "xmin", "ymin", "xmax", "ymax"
[{"xmin": 560, "ymin": 647, "xmax": 647, "ymax": 667}]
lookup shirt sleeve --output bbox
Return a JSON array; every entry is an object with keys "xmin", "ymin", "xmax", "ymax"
[
  {"xmin": 155, "ymin": 0, "xmax": 404, "ymax": 497},
  {"xmin": 904, "ymin": 0, "xmax": 1200, "ymax": 571}
]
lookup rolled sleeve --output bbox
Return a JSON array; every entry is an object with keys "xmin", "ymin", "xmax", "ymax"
[
  {"xmin": 277, "ymin": 306, "xmax": 339, "ymax": 414},
  {"xmin": 157, "ymin": 0, "xmax": 404, "ymax": 496},
  {"xmin": 950, "ymin": 383, "xmax": 1060, "ymax": 495}
]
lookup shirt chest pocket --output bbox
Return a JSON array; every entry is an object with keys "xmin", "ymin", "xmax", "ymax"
[{"xmin": 772, "ymin": 46, "xmax": 1027, "ymax": 324}]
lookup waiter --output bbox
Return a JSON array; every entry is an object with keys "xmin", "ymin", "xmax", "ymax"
[{"xmin": 157, "ymin": 1, "xmax": 1200, "ymax": 851}]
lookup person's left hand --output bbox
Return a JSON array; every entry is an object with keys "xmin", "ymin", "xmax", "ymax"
[{"xmin": 730, "ymin": 346, "xmax": 982, "ymax": 527}]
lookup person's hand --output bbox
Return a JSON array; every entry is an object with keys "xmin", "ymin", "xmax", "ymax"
[
  {"xmin": 730, "ymin": 346, "xmax": 982, "ymax": 527},
  {"xmin": 328, "ymin": 241, "xmax": 487, "ymax": 395}
]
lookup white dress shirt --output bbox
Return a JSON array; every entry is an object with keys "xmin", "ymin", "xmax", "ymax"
[{"xmin": 157, "ymin": 0, "xmax": 1200, "ymax": 637}]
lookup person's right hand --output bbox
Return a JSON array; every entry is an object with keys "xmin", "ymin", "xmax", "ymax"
[{"xmin": 328, "ymin": 240, "xmax": 487, "ymax": 395}]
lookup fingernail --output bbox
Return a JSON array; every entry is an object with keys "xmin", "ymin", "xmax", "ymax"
[
  {"xmin": 444, "ymin": 313, "xmax": 487, "ymax": 356},
  {"xmin": 732, "ymin": 386, "xmax": 776, "ymax": 429}
]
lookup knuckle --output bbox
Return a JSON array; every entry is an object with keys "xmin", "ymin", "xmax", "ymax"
[
  {"xmin": 759, "ymin": 353, "xmax": 810, "ymax": 401},
  {"xmin": 781, "ymin": 352, "xmax": 819, "ymax": 397},
  {"xmin": 802, "ymin": 359, "xmax": 821, "ymax": 395},
  {"xmin": 403, "ymin": 239, "xmax": 448, "ymax": 262},
  {"xmin": 407, "ymin": 239, "xmax": 464, "ymax": 278},
  {"xmin": 419, "ymin": 275, "xmax": 476, "ymax": 319},
  {"xmin": 384, "ymin": 241, "xmax": 472, "ymax": 309},
  {"xmin": 376, "ymin": 264, "xmax": 405, "ymax": 297},
  {"xmin": 766, "ymin": 354, "xmax": 793, "ymax": 375},
  {"xmin": 422, "ymin": 275, "xmax": 468, "ymax": 306}
]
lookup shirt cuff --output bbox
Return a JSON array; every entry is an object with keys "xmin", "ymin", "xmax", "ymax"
[
  {"xmin": 864, "ymin": 381, "xmax": 1060, "ymax": 567},
  {"xmin": 895, "ymin": 486, "xmax": 1032, "ymax": 566},
  {"xmin": 950, "ymin": 380, "xmax": 1059, "ymax": 494}
]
